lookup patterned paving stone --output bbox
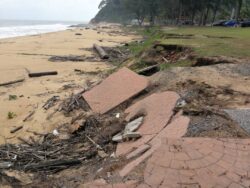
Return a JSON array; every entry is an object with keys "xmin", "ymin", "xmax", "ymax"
[
  {"xmin": 119, "ymin": 115, "xmax": 190, "ymax": 177},
  {"xmin": 143, "ymin": 138, "xmax": 250, "ymax": 188},
  {"xmin": 83, "ymin": 68, "xmax": 149, "ymax": 114},
  {"xmin": 116, "ymin": 91, "xmax": 180, "ymax": 157}
]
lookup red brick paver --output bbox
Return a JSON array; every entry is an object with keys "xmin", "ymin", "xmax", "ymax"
[
  {"xmin": 144, "ymin": 138, "xmax": 250, "ymax": 188},
  {"xmin": 116, "ymin": 91, "xmax": 180, "ymax": 157},
  {"xmin": 119, "ymin": 115, "xmax": 190, "ymax": 177},
  {"xmin": 83, "ymin": 68, "xmax": 149, "ymax": 114}
]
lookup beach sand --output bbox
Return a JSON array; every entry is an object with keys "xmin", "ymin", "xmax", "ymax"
[{"xmin": 0, "ymin": 24, "xmax": 139, "ymax": 145}]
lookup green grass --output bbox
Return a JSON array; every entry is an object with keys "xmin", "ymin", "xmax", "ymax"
[
  {"xmin": 162, "ymin": 27, "xmax": 250, "ymax": 58},
  {"xmin": 125, "ymin": 26, "xmax": 250, "ymax": 72},
  {"xmin": 8, "ymin": 112, "xmax": 16, "ymax": 119},
  {"xmin": 125, "ymin": 26, "xmax": 162, "ymax": 56}
]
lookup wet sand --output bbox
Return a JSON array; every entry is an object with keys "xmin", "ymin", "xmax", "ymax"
[{"xmin": 0, "ymin": 24, "xmax": 139, "ymax": 145}]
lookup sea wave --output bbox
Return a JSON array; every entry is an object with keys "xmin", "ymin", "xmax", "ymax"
[{"xmin": 0, "ymin": 24, "xmax": 69, "ymax": 39}]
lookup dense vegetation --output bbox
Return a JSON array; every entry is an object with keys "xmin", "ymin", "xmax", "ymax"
[{"xmin": 92, "ymin": 0, "xmax": 250, "ymax": 25}]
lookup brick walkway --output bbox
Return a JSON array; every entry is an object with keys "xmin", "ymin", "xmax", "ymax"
[
  {"xmin": 144, "ymin": 138, "xmax": 250, "ymax": 188},
  {"xmin": 84, "ymin": 138, "xmax": 250, "ymax": 188}
]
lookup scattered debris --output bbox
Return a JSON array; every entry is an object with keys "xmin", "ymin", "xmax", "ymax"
[
  {"xmin": 75, "ymin": 33, "xmax": 82, "ymax": 36},
  {"xmin": 49, "ymin": 55, "xmax": 99, "ymax": 62},
  {"xmin": 28, "ymin": 71, "xmax": 58, "ymax": 78},
  {"xmin": 74, "ymin": 69, "xmax": 100, "ymax": 75},
  {"xmin": 0, "ymin": 162, "xmax": 13, "ymax": 169},
  {"xmin": 42, "ymin": 96, "xmax": 60, "ymax": 110},
  {"xmin": 0, "ymin": 78, "xmax": 25, "ymax": 87}
]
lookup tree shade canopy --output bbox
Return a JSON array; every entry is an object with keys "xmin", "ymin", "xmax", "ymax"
[{"xmin": 92, "ymin": 0, "xmax": 250, "ymax": 25}]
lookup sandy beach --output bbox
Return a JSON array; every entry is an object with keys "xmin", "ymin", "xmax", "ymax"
[{"xmin": 0, "ymin": 24, "xmax": 139, "ymax": 145}]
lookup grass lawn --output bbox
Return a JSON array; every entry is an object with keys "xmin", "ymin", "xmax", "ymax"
[
  {"xmin": 124, "ymin": 26, "xmax": 250, "ymax": 71},
  {"xmin": 162, "ymin": 27, "xmax": 250, "ymax": 58}
]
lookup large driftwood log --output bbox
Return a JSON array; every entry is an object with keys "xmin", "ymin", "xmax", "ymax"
[
  {"xmin": 28, "ymin": 71, "xmax": 58, "ymax": 78},
  {"xmin": 0, "ymin": 78, "xmax": 25, "ymax": 87},
  {"xmin": 93, "ymin": 44, "xmax": 109, "ymax": 59}
]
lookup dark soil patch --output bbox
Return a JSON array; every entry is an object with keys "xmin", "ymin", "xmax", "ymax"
[
  {"xmin": 204, "ymin": 35, "xmax": 234, "ymax": 39},
  {"xmin": 185, "ymin": 112, "xmax": 249, "ymax": 138},
  {"xmin": 193, "ymin": 56, "xmax": 241, "ymax": 66},
  {"xmin": 161, "ymin": 33, "xmax": 194, "ymax": 39}
]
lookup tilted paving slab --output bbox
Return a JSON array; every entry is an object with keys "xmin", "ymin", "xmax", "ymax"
[
  {"xmin": 116, "ymin": 91, "xmax": 180, "ymax": 157},
  {"xmin": 83, "ymin": 68, "xmax": 149, "ymax": 114}
]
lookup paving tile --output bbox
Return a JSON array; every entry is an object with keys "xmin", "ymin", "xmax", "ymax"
[
  {"xmin": 126, "ymin": 144, "xmax": 151, "ymax": 160},
  {"xmin": 83, "ymin": 68, "xmax": 149, "ymax": 114}
]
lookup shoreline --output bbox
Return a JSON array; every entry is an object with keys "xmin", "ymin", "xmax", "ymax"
[{"xmin": 0, "ymin": 24, "xmax": 139, "ymax": 145}]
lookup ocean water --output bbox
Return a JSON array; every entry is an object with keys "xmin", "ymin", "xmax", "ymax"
[{"xmin": 0, "ymin": 20, "xmax": 85, "ymax": 39}]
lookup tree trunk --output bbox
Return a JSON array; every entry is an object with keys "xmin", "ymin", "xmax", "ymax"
[
  {"xmin": 176, "ymin": 0, "xmax": 183, "ymax": 24},
  {"xmin": 212, "ymin": 0, "xmax": 221, "ymax": 25},
  {"xmin": 236, "ymin": 0, "xmax": 243, "ymax": 21}
]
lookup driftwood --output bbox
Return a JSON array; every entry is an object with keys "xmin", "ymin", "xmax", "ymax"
[
  {"xmin": 23, "ymin": 110, "xmax": 35, "ymax": 122},
  {"xmin": 43, "ymin": 96, "xmax": 60, "ymax": 110},
  {"xmin": 0, "ymin": 78, "xmax": 25, "ymax": 87},
  {"xmin": 28, "ymin": 71, "xmax": 58, "ymax": 78},
  {"xmin": 10, "ymin": 126, "xmax": 23, "ymax": 134},
  {"xmin": 24, "ymin": 159, "xmax": 81, "ymax": 171},
  {"xmin": 93, "ymin": 44, "xmax": 109, "ymax": 59}
]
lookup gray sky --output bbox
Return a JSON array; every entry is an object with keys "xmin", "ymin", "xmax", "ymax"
[{"xmin": 0, "ymin": 0, "xmax": 102, "ymax": 22}]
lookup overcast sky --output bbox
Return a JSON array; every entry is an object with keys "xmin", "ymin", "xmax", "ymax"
[{"xmin": 0, "ymin": 0, "xmax": 102, "ymax": 22}]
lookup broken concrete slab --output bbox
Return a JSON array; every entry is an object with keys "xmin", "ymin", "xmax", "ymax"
[
  {"xmin": 116, "ymin": 91, "xmax": 180, "ymax": 157},
  {"xmin": 112, "ymin": 117, "xmax": 143, "ymax": 142},
  {"xmin": 225, "ymin": 109, "xmax": 250, "ymax": 133},
  {"xmin": 83, "ymin": 68, "xmax": 149, "ymax": 114}
]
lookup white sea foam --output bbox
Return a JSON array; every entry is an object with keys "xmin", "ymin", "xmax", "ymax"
[{"xmin": 0, "ymin": 24, "xmax": 69, "ymax": 39}]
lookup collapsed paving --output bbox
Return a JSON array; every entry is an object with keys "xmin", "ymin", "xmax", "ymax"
[{"xmin": 1, "ymin": 31, "xmax": 250, "ymax": 188}]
